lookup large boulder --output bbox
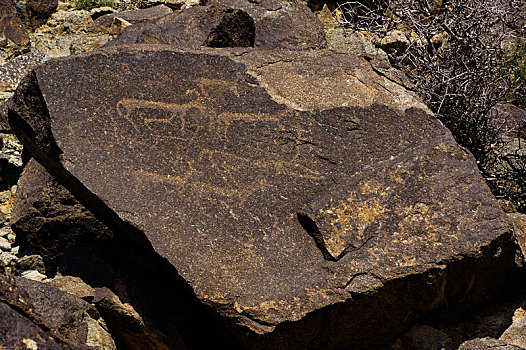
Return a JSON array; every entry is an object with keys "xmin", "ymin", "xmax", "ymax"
[
  {"xmin": 7, "ymin": 46, "xmax": 518, "ymax": 349},
  {"xmin": 11, "ymin": 158, "xmax": 113, "ymax": 265},
  {"xmin": 105, "ymin": 0, "xmax": 325, "ymax": 50},
  {"xmin": 14, "ymin": 0, "xmax": 58, "ymax": 30},
  {"xmin": 0, "ymin": 0, "xmax": 29, "ymax": 46}
]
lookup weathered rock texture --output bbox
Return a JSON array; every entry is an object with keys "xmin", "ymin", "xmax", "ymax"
[
  {"xmin": 0, "ymin": 53, "xmax": 48, "ymax": 92},
  {"xmin": 459, "ymin": 337, "xmax": 523, "ymax": 350},
  {"xmin": 0, "ymin": 103, "xmax": 8, "ymax": 131},
  {"xmin": 88, "ymin": 5, "xmax": 172, "ymax": 35},
  {"xmin": 11, "ymin": 159, "xmax": 113, "ymax": 266},
  {"xmin": 15, "ymin": 0, "xmax": 58, "ymax": 30},
  {"xmin": 0, "ymin": 0, "xmax": 29, "ymax": 45},
  {"xmin": 0, "ymin": 264, "xmax": 115, "ymax": 349},
  {"xmin": 7, "ymin": 45, "xmax": 519, "ymax": 349},
  {"xmin": 105, "ymin": 0, "xmax": 325, "ymax": 49},
  {"xmin": 510, "ymin": 213, "xmax": 526, "ymax": 264},
  {"xmin": 500, "ymin": 314, "xmax": 526, "ymax": 349},
  {"xmin": 92, "ymin": 286, "xmax": 171, "ymax": 350}
]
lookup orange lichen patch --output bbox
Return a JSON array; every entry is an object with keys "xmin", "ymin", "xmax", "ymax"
[
  {"xmin": 320, "ymin": 197, "xmax": 385, "ymax": 258},
  {"xmin": 397, "ymin": 202, "xmax": 453, "ymax": 243}
]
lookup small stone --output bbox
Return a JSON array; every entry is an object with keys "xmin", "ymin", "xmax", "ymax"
[
  {"xmin": 48, "ymin": 275, "xmax": 95, "ymax": 302},
  {"xmin": 0, "ymin": 240, "xmax": 11, "ymax": 250},
  {"xmin": 0, "ymin": 251, "xmax": 16, "ymax": 265},
  {"xmin": 15, "ymin": 255, "xmax": 45, "ymax": 275},
  {"xmin": 7, "ymin": 232, "xmax": 15, "ymax": 244},
  {"xmin": 500, "ymin": 313, "xmax": 526, "ymax": 348},
  {"xmin": 10, "ymin": 246, "xmax": 19, "ymax": 255},
  {"xmin": 0, "ymin": 226, "xmax": 11, "ymax": 237},
  {"xmin": 21, "ymin": 270, "xmax": 47, "ymax": 281}
]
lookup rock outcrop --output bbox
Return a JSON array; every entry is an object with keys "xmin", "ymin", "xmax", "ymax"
[
  {"xmin": 0, "ymin": 0, "xmax": 29, "ymax": 46},
  {"xmin": 88, "ymin": 5, "xmax": 172, "ymax": 35},
  {"xmin": 11, "ymin": 159, "xmax": 113, "ymax": 266},
  {"xmin": 3, "ymin": 0, "xmax": 526, "ymax": 348},
  {"xmin": 459, "ymin": 337, "xmax": 523, "ymax": 350},
  {"xmin": 105, "ymin": 0, "xmax": 325, "ymax": 50},
  {"xmin": 0, "ymin": 263, "xmax": 115, "ymax": 349},
  {"xmin": 7, "ymin": 43, "xmax": 519, "ymax": 349},
  {"xmin": 15, "ymin": 0, "xmax": 58, "ymax": 30}
]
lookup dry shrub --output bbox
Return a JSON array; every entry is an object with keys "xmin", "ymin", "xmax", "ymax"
[{"xmin": 337, "ymin": 0, "xmax": 526, "ymax": 211}]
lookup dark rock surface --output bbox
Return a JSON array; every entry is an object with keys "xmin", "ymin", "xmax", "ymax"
[
  {"xmin": 7, "ymin": 45, "xmax": 519, "ymax": 349},
  {"xmin": 93, "ymin": 286, "xmax": 172, "ymax": 350},
  {"xmin": 458, "ymin": 337, "xmax": 523, "ymax": 350},
  {"xmin": 88, "ymin": 5, "xmax": 173, "ymax": 35},
  {"xmin": 0, "ymin": 263, "xmax": 109, "ymax": 349},
  {"xmin": 11, "ymin": 159, "xmax": 113, "ymax": 266},
  {"xmin": 0, "ymin": 0, "xmax": 29, "ymax": 45},
  {"xmin": 400, "ymin": 325, "xmax": 454, "ymax": 350},
  {"xmin": 0, "ymin": 101, "xmax": 9, "ymax": 131},
  {"xmin": 15, "ymin": 276, "xmax": 97, "ymax": 347},
  {"xmin": 105, "ymin": 0, "xmax": 325, "ymax": 50},
  {"xmin": 0, "ymin": 155, "xmax": 20, "ymax": 189},
  {"xmin": 15, "ymin": 0, "xmax": 58, "ymax": 30},
  {"xmin": 204, "ymin": 9, "xmax": 255, "ymax": 48}
]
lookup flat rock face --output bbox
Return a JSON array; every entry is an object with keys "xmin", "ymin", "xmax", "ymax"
[
  {"xmin": 88, "ymin": 5, "xmax": 173, "ymax": 34},
  {"xmin": 8, "ymin": 46, "xmax": 514, "ymax": 348}
]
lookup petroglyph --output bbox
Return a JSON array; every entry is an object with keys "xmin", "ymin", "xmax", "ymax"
[
  {"xmin": 116, "ymin": 98, "xmax": 205, "ymax": 141},
  {"xmin": 128, "ymin": 146, "xmax": 327, "ymax": 202},
  {"xmin": 107, "ymin": 97, "xmax": 330, "ymax": 204},
  {"xmin": 115, "ymin": 98, "xmax": 286, "ymax": 141}
]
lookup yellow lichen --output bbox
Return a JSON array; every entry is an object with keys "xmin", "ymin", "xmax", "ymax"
[{"xmin": 321, "ymin": 196, "xmax": 385, "ymax": 258}]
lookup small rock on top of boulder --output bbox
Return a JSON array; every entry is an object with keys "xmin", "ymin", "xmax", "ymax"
[
  {"xmin": 8, "ymin": 46, "xmax": 516, "ymax": 349},
  {"xmin": 105, "ymin": 0, "xmax": 325, "ymax": 50}
]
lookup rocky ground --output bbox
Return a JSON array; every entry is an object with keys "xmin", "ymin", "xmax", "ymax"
[{"xmin": 1, "ymin": 0, "xmax": 526, "ymax": 349}]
